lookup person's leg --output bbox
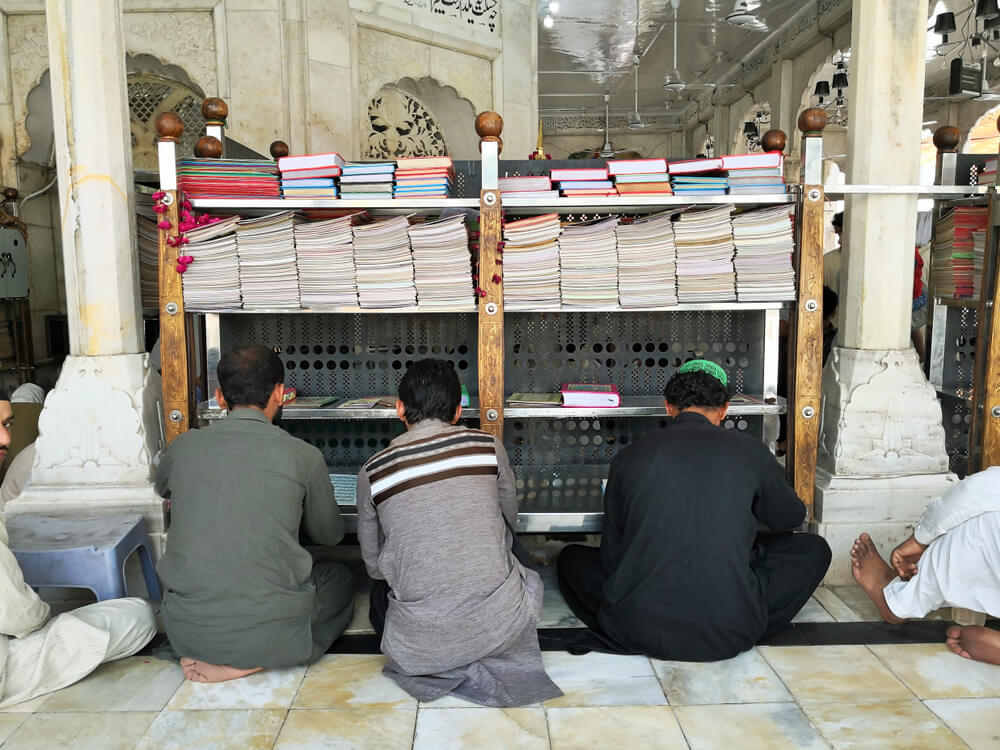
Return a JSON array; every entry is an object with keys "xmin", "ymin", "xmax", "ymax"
[
  {"xmin": 850, "ymin": 534, "xmax": 905, "ymax": 623},
  {"xmin": 308, "ymin": 560, "xmax": 356, "ymax": 663},
  {"xmin": 945, "ymin": 625, "xmax": 1000, "ymax": 664},
  {"xmin": 368, "ymin": 578, "xmax": 391, "ymax": 646},
  {"xmin": 755, "ymin": 532, "xmax": 832, "ymax": 639},
  {"xmin": 555, "ymin": 544, "xmax": 605, "ymax": 631}
]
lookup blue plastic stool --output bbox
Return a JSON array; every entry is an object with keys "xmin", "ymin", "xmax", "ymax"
[{"xmin": 6, "ymin": 513, "xmax": 162, "ymax": 602}]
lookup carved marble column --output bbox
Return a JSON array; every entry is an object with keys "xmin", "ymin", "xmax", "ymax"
[{"xmin": 6, "ymin": 0, "xmax": 165, "ymax": 543}]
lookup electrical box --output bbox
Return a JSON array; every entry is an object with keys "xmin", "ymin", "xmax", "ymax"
[{"xmin": 0, "ymin": 226, "xmax": 29, "ymax": 299}]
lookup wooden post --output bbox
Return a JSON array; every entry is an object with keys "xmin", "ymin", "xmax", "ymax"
[
  {"xmin": 202, "ymin": 97, "xmax": 228, "ymax": 157},
  {"xmin": 787, "ymin": 108, "xmax": 826, "ymax": 517},
  {"xmin": 476, "ymin": 111, "xmax": 504, "ymax": 439},
  {"xmin": 270, "ymin": 141, "xmax": 290, "ymax": 161}
]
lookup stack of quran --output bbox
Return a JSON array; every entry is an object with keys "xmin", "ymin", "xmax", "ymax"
[
  {"xmin": 499, "ymin": 175, "xmax": 558, "ymax": 200},
  {"xmin": 294, "ymin": 214, "xmax": 361, "ymax": 308},
  {"xmin": 182, "ymin": 216, "xmax": 242, "ymax": 310},
  {"xmin": 673, "ymin": 205, "xmax": 737, "ymax": 302},
  {"xmin": 340, "ymin": 162, "xmax": 395, "ymax": 200},
  {"xmin": 550, "ymin": 168, "xmax": 615, "ymax": 197},
  {"xmin": 558, "ymin": 217, "xmax": 620, "ymax": 308},
  {"xmin": 731, "ymin": 206, "xmax": 797, "ymax": 301},
  {"xmin": 608, "ymin": 159, "xmax": 672, "ymax": 196},
  {"xmin": 352, "ymin": 216, "xmax": 417, "ymax": 308},
  {"xmin": 724, "ymin": 153, "xmax": 785, "ymax": 195},
  {"xmin": 502, "ymin": 213, "xmax": 562, "ymax": 310},
  {"xmin": 393, "ymin": 156, "xmax": 453, "ymax": 198},
  {"xmin": 932, "ymin": 207, "xmax": 988, "ymax": 299},
  {"xmin": 616, "ymin": 211, "xmax": 678, "ymax": 308},
  {"xmin": 134, "ymin": 191, "xmax": 160, "ymax": 310},
  {"xmin": 177, "ymin": 159, "xmax": 280, "ymax": 198},
  {"xmin": 235, "ymin": 212, "xmax": 301, "ymax": 309},
  {"xmin": 277, "ymin": 152, "xmax": 343, "ymax": 199},
  {"xmin": 669, "ymin": 158, "xmax": 728, "ymax": 196},
  {"xmin": 408, "ymin": 214, "xmax": 475, "ymax": 309}
]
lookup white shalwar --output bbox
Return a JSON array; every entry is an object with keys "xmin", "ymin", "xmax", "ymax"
[{"xmin": 883, "ymin": 467, "xmax": 1000, "ymax": 620}]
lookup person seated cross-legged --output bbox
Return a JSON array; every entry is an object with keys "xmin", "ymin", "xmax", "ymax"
[
  {"xmin": 851, "ymin": 467, "xmax": 1000, "ymax": 666},
  {"xmin": 556, "ymin": 360, "xmax": 832, "ymax": 661},
  {"xmin": 155, "ymin": 344, "xmax": 355, "ymax": 683},
  {"xmin": 357, "ymin": 359, "xmax": 561, "ymax": 706}
]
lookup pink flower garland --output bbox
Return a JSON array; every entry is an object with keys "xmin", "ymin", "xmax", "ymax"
[{"xmin": 151, "ymin": 190, "xmax": 222, "ymax": 274}]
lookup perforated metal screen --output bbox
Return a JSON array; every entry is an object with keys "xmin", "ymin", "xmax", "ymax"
[{"xmin": 939, "ymin": 305, "xmax": 977, "ymax": 478}]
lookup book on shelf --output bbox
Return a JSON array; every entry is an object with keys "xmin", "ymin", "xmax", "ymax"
[
  {"xmin": 728, "ymin": 394, "xmax": 765, "ymax": 405},
  {"xmin": 559, "ymin": 383, "xmax": 621, "ymax": 407},
  {"xmin": 280, "ymin": 177, "xmax": 336, "ymax": 188},
  {"xmin": 460, "ymin": 385, "xmax": 470, "ymax": 407},
  {"xmin": 560, "ymin": 188, "xmax": 617, "ymax": 197},
  {"xmin": 613, "ymin": 173, "xmax": 672, "ymax": 184},
  {"xmin": 721, "ymin": 152, "xmax": 783, "ymax": 170},
  {"xmin": 342, "ymin": 161, "xmax": 395, "ymax": 174},
  {"xmin": 555, "ymin": 180, "xmax": 614, "ymax": 190},
  {"xmin": 338, "ymin": 396, "xmax": 397, "ymax": 409},
  {"xmin": 607, "ymin": 158, "xmax": 668, "ymax": 176},
  {"xmin": 280, "ymin": 186, "xmax": 339, "ymax": 198},
  {"xmin": 500, "ymin": 190, "xmax": 560, "ymax": 199},
  {"xmin": 287, "ymin": 396, "xmax": 341, "ymax": 408},
  {"xmin": 395, "ymin": 156, "xmax": 453, "ymax": 170},
  {"xmin": 615, "ymin": 183, "xmax": 674, "ymax": 195},
  {"xmin": 507, "ymin": 392, "xmax": 563, "ymax": 407},
  {"xmin": 550, "ymin": 168, "xmax": 609, "ymax": 181},
  {"xmin": 329, "ymin": 473, "xmax": 358, "ymax": 506},
  {"xmin": 280, "ymin": 166, "xmax": 342, "ymax": 179},
  {"xmin": 277, "ymin": 152, "xmax": 345, "ymax": 174},
  {"xmin": 667, "ymin": 157, "xmax": 724, "ymax": 174},
  {"xmin": 340, "ymin": 173, "xmax": 394, "ymax": 184},
  {"xmin": 500, "ymin": 176, "xmax": 552, "ymax": 192},
  {"xmin": 281, "ymin": 386, "xmax": 298, "ymax": 404}
]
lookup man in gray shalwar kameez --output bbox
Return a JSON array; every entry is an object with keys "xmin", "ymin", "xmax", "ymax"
[{"xmin": 356, "ymin": 359, "xmax": 561, "ymax": 706}]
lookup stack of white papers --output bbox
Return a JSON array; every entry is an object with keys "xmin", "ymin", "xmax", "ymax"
[
  {"xmin": 182, "ymin": 216, "xmax": 242, "ymax": 310},
  {"xmin": 502, "ymin": 213, "xmax": 563, "ymax": 311},
  {"xmin": 294, "ymin": 215, "xmax": 361, "ymax": 308},
  {"xmin": 236, "ymin": 212, "xmax": 301, "ymax": 309},
  {"xmin": 558, "ymin": 217, "xmax": 620, "ymax": 308},
  {"xmin": 408, "ymin": 214, "xmax": 476, "ymax": 310},
  {"xmin": 731, "ymin": 206, "xmax": 797, "ymax": 301},
  {"xmin": 673, "ymin": 205, "xmax": 737, "ymax": 303},
  {"xmin": 616, "ymin": 211, "xmax": 679, "ymax": 308},
  {"xmin": 135, "ymin": 192, "xmax": 160, "ymax": 310},
  {"xmin": 352, "ymin": 216, "xmax": 417, "ymax": 308}
]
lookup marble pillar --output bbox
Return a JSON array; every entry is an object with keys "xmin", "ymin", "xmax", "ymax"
[{"xmin": 814, "ymin": 0, "xmax": 955, "ymax": 583}]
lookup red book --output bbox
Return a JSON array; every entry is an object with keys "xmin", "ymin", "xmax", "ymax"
[
  {"xmin": 606, "ymin": 158, "xmax": 668, "ymax": 175},
  {"xmin": 668, "ymin": 157, "xmax": 724, "ymax": 174}
]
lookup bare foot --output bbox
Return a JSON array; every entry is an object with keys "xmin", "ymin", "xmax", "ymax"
[
  {"xmin": 850, "ymin": 533, "xmax": 905, "ymax": 625},
  {"xmin": 180, "ymin": 657, "xmax": 263, "ymax": 683},
  {"xmin": 945, "ymin": 626, "xmax": 1000, "ymax": 665}
]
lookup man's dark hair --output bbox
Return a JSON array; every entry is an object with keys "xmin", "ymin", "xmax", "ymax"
[
  {"xmin": 398, "ymin": 359, "xmax": 461, "ymax": 424},
  {"xmin": 217, "ymin": 344, "xmax": 284, "ymax": 410},
  {"xmin": 663, "ymin": 370, "xmax": 730, "ymax": 410},
  {"xmin": 832, "ymin": 211, "xmax": 843, "ymax": 232},
  {"xmin": 823, "ymin": 285, "xmax": 839, "ymax": 318}
]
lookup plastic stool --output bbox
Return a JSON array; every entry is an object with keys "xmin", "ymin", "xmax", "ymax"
[{"xmin": 6, "ymin": 513, "xmax": 162, "ymax": 602}]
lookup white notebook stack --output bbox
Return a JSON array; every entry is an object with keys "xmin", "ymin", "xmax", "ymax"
[
  {"xmin": 236, "ymin": 212, "xmax": 301, "ymax": 309},
  {"xmin": 731, "ymin": 206, "xmax": 797, "ymax": 301},
  {"xmin": 182, "ymin": 216, "xmax": 242, "ymax": 311},
  {"xmin": 294, "ymin": 215, "xmax": 360, "ymax": 308},
  {"xmin": 673, "ymin": 205, "xmax": 737, "ymax": 303},
  {"xmin": 408, "ymin": 214, "xmax": 476, "ymax": 310},
  {"xmin": 615, "ymin": 211, "xmax": 679, "ymax": 308},
  {"xmin": 352, "ymin": 215, "xmax": 417, "ymax": 308},
  {"xmin": 502, "ymin": 213, "xmax": 563, "ymax": 311},
  {"xmin": 558, "ymin": 217, "xmax": 620, "ymax": 308}
]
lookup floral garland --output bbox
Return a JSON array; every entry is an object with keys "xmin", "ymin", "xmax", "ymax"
[
  {"xmin": 151, "ymin": 190, "xmax": 221, "ymax": 274},
  {"xmin": 472, "ymin": 212, "xmax": 504, "ymax": 299}
]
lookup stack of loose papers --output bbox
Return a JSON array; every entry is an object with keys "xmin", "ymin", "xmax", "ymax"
[
  {"xmin": 408, "ymin": 215, "xmax": 475, "ymax": 309},
  {"xmin": 932, "ymin": 207, "xmax": 988, "ymax": 299},
  {"xmin": 182, "ymin": 215, "xmax": 242, "ymax": 310},
  {"xmin": 352, "ymin": 216, "xmax": 416, "ymax": 308},
  {"xmin": 558, "ymin": 217, "xmax": 620, "ymax": 308},
  {"xmin": 673, "ymin": 205, "xmax": 737, "ymax": 302},
  {"xmin": 235, "ymin": 212, "xmax": 301, "ymax": 309},
  {"xmin": 135, "ymin": 191, "xmax": 161, "ymax": 310},
  {"xmin": 340, "ymin": 162, "xmax": 395, "ymax": 200},
  {"xmin": 294, "ymin": 214, "xmax": 361, "ymax": 308},
  {"xmin": 731, "ymin": 206, "xmax": 797, "ymax": 301},
  {"xmin": 502, "ymin": 213, "xmax": 563, "ymax": 310},
  {"xmin": 616, "ymin": 211, "xmax": 679, "ymax": 308},
  {"xmin": 177, "ymin": 159, "xmax": 280, "ymax": 198}
]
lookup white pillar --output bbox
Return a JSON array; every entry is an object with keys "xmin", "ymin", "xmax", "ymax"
[
  {"xmin": 814, "ymin": 0, "xmax": 956, "ymax": 583},
  {"xmin": 7, "ymin": 0, "xmax": 165, "ymax": 541}
]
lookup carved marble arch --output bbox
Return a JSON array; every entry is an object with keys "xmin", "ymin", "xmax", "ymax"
[{"xmin": 128, "ymin": 72, "xmax": 206, "ymax": 171}]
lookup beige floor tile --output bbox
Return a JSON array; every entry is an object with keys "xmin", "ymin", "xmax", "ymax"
[
  {"xmin": 413, "ymin": 707, "xmax": 548, "ymax": 750},
  {"xmin": 293, "ymin": 654, "xmax": 416, "ymax": 710},
  {"xmin": 924, "ymin": 698, "xmax": 1000, "ymax": 750},
  {"xmin": 827, "ymin": 584, "xmax": 883, "ymax": 621},
  {"xmin": 547, "ymin": 706, "xmax": 687, "ymax": 750},
  {"xmin": 791, "ymin": 596, "xmax": 836, "ymax": 623},
  {"xmin": 135, "ymin": 709, "xmax": 286, "ymax": 750},
  {"xmin": 39, "ymin": 656, "xmax": 184, "ymax": 712},
  {"xmin": 419, "ymin": 693, "xmax": 525, "ymax": 708},
  {"xmin": 273, "ymin": 708, "xmax": 417, "ymax": 749},
  {"xmin": 674, "ymin": 703, "xmax": 829, "ymax": 749},
  {"xmin": 759, "ymin": 645, "xmax": 914, "ymax": 703},
  {"xmin": 652, "ymin": 648, "xmax": 792, "ymax": 705},
  {"xmin": 870, "ymin": 644, "xmax": 1000, "ymax": 699},
  {"xmin": 802, "ymin": 700, "xmax": 964, "ymax": 749},
  {"xmin": 813, "ymin": 586, "xmax": 862, "ymax": 623},
  {"xmin": 3, "ymin": 711, "xmax": 157, "ymax": 750},
  {"xmin": 541, "ymin": 652, "xmax": 666, "ymax": 707},
  {"xmin": 0, "ymin": 695, "xmax": 48, "ymax": 713},
  {"xmin": 0, "ymin": 713, "xmax": 28, "ymax": 744},
  {"xmin": 166, "ymin": 665, "xmax": 306, "ymax": 710},
  {"xmin": 345, "ymin": 592, "xmax": 374, "ymax": 635}
]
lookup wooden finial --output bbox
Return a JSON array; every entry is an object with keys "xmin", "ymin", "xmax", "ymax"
[
  {"xmin": 194, "ymin": 135, "xmax": 223, "ymax": 159},
  {"xmin": 933, "ymin": 125, "xmax": 961, "ymax": 153},
  {"xmin": 797, "ymin": 107, "xmax": 828, "ymax": 136},
  {"xmin": 761, "ymin": 129, "xmax": 787, "ymax": 153},
  {"xmin": 2, "ymin": 187, "xmax": 18, "ymax": 203},
  {"xmin": 269, "ymin": 140, "xmax": 290, "ymax": 160},
  {"xmin": 155, "ymin": 112, "xmax": 184, "ymax": 142},
  {"xmin": 201, "ymin": 97, "xmax": 228, "ymax": 125},
  {"xmin": 476, "ymin": 111, "xmax": 504, "ymax": 154}
]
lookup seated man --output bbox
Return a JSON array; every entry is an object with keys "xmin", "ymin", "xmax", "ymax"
[
  {"xmin": 357, "ymin": 359, "xmax": 561, "ymax": 706},
  {"xmin": 155, "ymin": 344, "xmax": 354, "ymax": 683},
  {"xmin": 0, "ymin": 391, "xmax": 156, "ymax": 708},
  {"xmin": 851, "ymin": 467, "xmax": 1000, "ymax": 665},
  {"xmin": 557, "ymin": 360, "xmax": 831, "ymax": 661}
]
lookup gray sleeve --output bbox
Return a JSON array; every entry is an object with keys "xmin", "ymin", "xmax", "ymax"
[
  {"xmin": 302, "ymin": 450, "xmax": 344, "ymax": 546},
  {"xmin": 356, "ymin": 468, "xmax": 384, "ymax": 579},
  {"xmin": 153, "ymin": 442, "xmax": 172, "ymax": 498},
  {"xmin": 495, "ymin": 437, "xmax": 518, "ymax": 528}
]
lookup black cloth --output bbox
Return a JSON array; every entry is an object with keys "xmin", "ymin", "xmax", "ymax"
[{"xmin": 556, "ymin": 411, "xmax": 830, "ymax": 662}]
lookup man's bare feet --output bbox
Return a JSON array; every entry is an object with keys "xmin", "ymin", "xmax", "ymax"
[
  {"xmin": 180, "ymin": 656, "xmax": 263, "ymax": 683},
  {"xmin": 946, "ymin": 626, "xmax": 1000, "ymax": 665},
  {"xmin": 850, "ymin": 533, "xmax": 905, "ymax": 625}
]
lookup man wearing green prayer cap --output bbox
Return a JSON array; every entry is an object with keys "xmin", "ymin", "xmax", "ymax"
[{"xmin": 556, "ymin": 360, "xmax": 831, "ymax": 661}]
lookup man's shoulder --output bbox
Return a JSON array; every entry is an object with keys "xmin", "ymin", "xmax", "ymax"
[{"xmin": 362, "ymin": 423, "xmax": 495, "ymax": 472}]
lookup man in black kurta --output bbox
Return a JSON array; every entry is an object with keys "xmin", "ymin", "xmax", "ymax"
[{"xmin": 556, "ymin": 360, "xmax": 831, "ymax": 661}]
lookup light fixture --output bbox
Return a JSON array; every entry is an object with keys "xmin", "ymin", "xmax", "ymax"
[
  {"xmin": 832, "ymin": 69, "xmax": 849, "ymax": 90},
  {"xmin": 543, "ymin": 13, "xmax": 553, "ymax": 28},
  {"xmin": 976, "ymin": 0, "xmax": 1000, "ymax": 20},
  {"xmin": 814, "ymin": 80, "xmax": 830, "ymax": 103},
  {"xmin": 743, "ymin": 121, "xmax": 758, "ymax": 136},
  {"xmin": 548, "ymin": 1, "xmax": 559, "ymax": 13},
  {"xmin": 934, "ymin": 12, "xmax": 957, "ymax": 43}
]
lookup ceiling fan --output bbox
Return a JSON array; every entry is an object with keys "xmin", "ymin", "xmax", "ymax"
[
  {"xmin": 627, "ymin": 59, "xmax": 650, "ymax": 130},
  {"xmin": 596, "ymin": 94, "xmax": 642, "ymax": 157},
  {"xmin": 663, "ymin": 0, "xmax": 740, "ymax": 93},
  {"xmin": 725, "ymin": 1, "xmax": 770, "ymax": 32}
]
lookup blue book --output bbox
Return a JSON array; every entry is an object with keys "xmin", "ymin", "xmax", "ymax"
[{"xmin": 280, "ymin": 178, "xmax": 335, "ymax": 188}]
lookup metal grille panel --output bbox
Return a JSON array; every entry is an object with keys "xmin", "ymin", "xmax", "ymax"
[
  {"xmin": 940, "ymin": 394, "xmax": 972, "ymax": 478},
  {"xmin": 941, "ymin": 305, "xmax": 977, "ymax": 398}
]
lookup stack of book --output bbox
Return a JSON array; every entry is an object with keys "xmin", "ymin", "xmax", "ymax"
[
  {"xmin": 177, "ymin": 159, "xmax": 280, "ymax": 199},
  {"xmin": 294, "ymin": 214, "xmax": 361, "ymax": 308},
  {"xmin": 933, "ymin": 207, "xmax": 988, "ymax": 298},
  {"xmin": 393, "ymin": 156, "xmax": 453, "ymax": 198},
  {"xmin": 724, "ymin": 153, "xmax": 785, "ymax": 195},
  {"xmin": 134, "ymin": 191, "xmax": 160, "ymax": 310},
  {"xmin": 499, "ymin": 175, "xmax": 558, "ymax": 200},
  {"xmin": 616, "ymin": 211, "xmax": 679, "ymax": 308},
  {"xmin": 408, "ymin": 214, "xmax": 475, "ymax": 309},
  {"xmin": 352, "ymin": 216, "xmax": 417, "ymax": 308},
  {"xmin": 558, "ymin": 217, "xmax": 620, "ymax": 308},
  {"xmin": 731, "ymin": 206, "xmax": 797, "ymax": 301},
  {"xmin": 550, "ymin": 167, "xmax": 615, "ymax": 198},
  {"xmin": 502, "ymin": 213, "xmax": 563, "ymax": 310},
  {"xmin": 669, "ymin": 158, "xmax": 729, "ymax": 196},
  {"xmin": 277, "ymin": 152, "xmax": 344, "ymax": 199},
  {"xmin": 608, "ymin": 159, "xmax": 672, "ymax": 196},
  {"xmin": 235, "ymin": 212, "xmax": 301, "ymax": 308},
  {"xmin": 673, "ymin": 205, "xmax": 737, "ymax": 302},
  {"xmin": 340, "ymin": 161, "xmax": 395, "ymax": 200},
  {"xmin": 182, "ymin": 216, "xmax": 242, "ymax": 310}
]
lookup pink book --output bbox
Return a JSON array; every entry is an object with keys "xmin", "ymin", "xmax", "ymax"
[
  {"xmin": 667, "ymin": 157, "xmax": 724, "ymax": 174},
  {"xmin": 550, "ymin": 168, "xmax": 609, "ymax": 181},
  {"xmin": 559, "ymin": 383, "xmax": 620, "ymax": 408},
  {"xmin": 721, "ymin": 152, "xmax": 783, "ymax": 170},
  {"xmin": 277, "ymin": 152, "xmax": 345, "ymax": 172},
  {"xmin": 607, "ymin": 158, "xmax": 668, "ymax": 175}
]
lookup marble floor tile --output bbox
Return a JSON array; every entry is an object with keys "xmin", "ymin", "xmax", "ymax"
[
  {"xmin": 135, "ymin": 709, "xmax": 286, "ymax": 750},
  {"xmin": 827, "ymin": 584, "xmax": 883, "ymax": 621},
  {"xmin": 812, "ymin": 586, "xmax": 862, "ymax": 622},
  {"xmin": 541, "ymin": 652, "xmax": 666, "ymax": 707},
  {"xmin": 293, "ymin": 654, "xmax": 416, "ymax": 710},
  {"xmin": 791, "ymin": 596, "xmax": 835, "ymax": 623},
  {"xmin": 674, "ymin": 703, "xmax": 829, "ymax": 750},
  {"xmin": 166, "ymin": 665, "xmax": 306, "ymax": 710},
  {"xmin": 273, "ymin": 708, "xmax": 417, "ymax": 749},
  {"xmin": 759, "ymin": 645, "xmax": 913, "ymax": 703},
  {"xmin": 924, "ymin": 698, "xmax": 1000, "ymax": 750},
  {"xmin": 0, "ymin": 713, "xmax": 28, "ymax": 744},
  {"xmin": 345, "ymin": 592, "xmax": 374, "ymax": 635},
  {"xmin": 537, "ymin": 566, "xmax": 583, "ymax": 628},
  {"xmin": 39, "ymin": 656, "xmax": 184, "ymax": 712},
  {"xmin": 869, "ymin": 643, "xmax": 1000, "ymax": 699},
  {"xmin": 547, "ymin": 706, "xmax": 687, "ymax": 750},
  {"xmin": 412, "ymin": 707, "xmax": 548, "ymax": 750},
  {"xmin": 0, "ymin": 695, "xmax": 48, "ymax": 713},
  {"xmin": 4, "ymin": 711, "xmax": 157, "ymax": 750},
  {"xmin": 652, "ymin": 648, "xmax": 792, "ymax": 705},
  {"xmin": 801, "ymin": 700, "xmax": 964, "ymax": 749}
]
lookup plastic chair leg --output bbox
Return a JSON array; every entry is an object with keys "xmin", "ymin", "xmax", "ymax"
[{"xmin": 136, "ymin": 544, "xmax": 162, "ymax": 602}]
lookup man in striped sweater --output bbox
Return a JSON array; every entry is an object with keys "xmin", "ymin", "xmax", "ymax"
[{"xmin": 356, "ymin": 359, "xmax": 561, "ymax": 706}]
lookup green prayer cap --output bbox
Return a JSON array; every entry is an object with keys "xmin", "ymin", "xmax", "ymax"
[{"xmin": 677, "ymin": 359, "xmax": 728, "ymax": 388}]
